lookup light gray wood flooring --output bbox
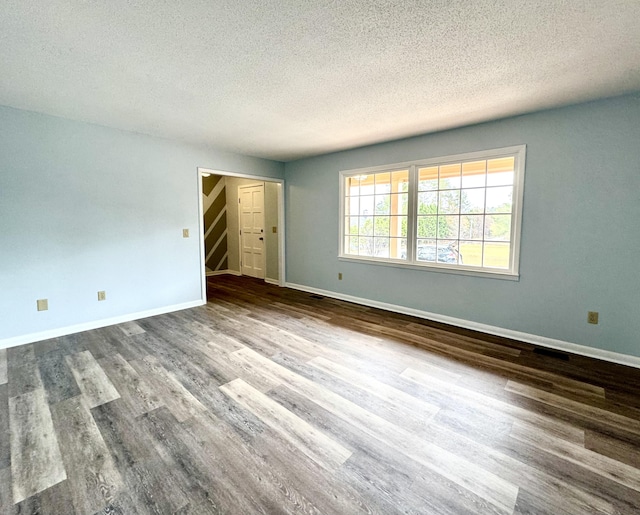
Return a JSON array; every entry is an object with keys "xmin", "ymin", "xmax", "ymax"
[{"xmin": 2, "ymin": 275, "xmax": 640, "ymax": 514}]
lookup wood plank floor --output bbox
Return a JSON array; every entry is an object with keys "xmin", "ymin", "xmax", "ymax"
[{"xmin": 3, "ymin": 275, "xmax": 640, "ymax": 514}]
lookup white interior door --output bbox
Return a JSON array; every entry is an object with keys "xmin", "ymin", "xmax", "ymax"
[{"xmin": 239, "ymin": 184, "xmax": 265, "ymax": 279}]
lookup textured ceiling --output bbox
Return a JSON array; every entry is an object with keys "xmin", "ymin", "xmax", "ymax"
[{"xmin": 1, "ymin": 1, "xmax": 639, "ymax": 162}]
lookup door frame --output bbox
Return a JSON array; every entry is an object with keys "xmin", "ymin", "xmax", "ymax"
[{"xmin": 197, "ymin": 167, "xmax": 285, "ymax": 302}]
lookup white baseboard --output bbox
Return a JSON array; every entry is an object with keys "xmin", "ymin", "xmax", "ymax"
[
  {"xmin": 285, "ymin": 282, "xmax": 640, "ymax": 369},
  {"xmin": 0, "ymin": 299, "xmax": 206, "ymax": 351},
  {"xmin": 207, "ymin": 269, "xmax": 241, "ymax": 277},
  {"xmin": 265, "ymin": 277, "xmax": 280, "ymax": 285}
]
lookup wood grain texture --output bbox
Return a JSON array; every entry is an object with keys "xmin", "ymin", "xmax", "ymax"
[
  {"xmin": 7, "ymin": 346, "xmax": 43, "ymax": 398},
  {"xmin": 505, "ymin": 380, "xmax": 640, "ymax": 435},
  {"xmin": 50, "ymin": 395, "xmax": 121, "ymax": 514},
  {"xmin": 37, "ymin": 352, "xmax": 82, "ymax": 405},
  {"xmin": 129, "ymin": 355, "xmax": 207, "ymax": 423},
  {"xmin": 10, "ymin": 479, "xmax": 74, "ymax": 515},
  {"xmin": 116, "ymin": 321, "xmax": 146, "ymax": 337},
  {"xmin": 4, "ymin": 274, "xmax": 640, "ymax": 514},
  {"xmin": 9, "ymin": 389, "xmax": 66, "ymax": 503},
  {"xmin": 0, "ymin": 467, "xmax": 11, "ymax": 513},
  {"xmin": 231, "ymin": 347, "xmax": 519, "ymax": 514},
  {"xmin": 0, "ymin": 349, "xmax": 7, "ymax": 385},
  {"xmin": 98, "ymin": 353, "xmax": 162, "ymax": 417},
  {"xmin": 65, "ymin": 350, "xmax": 120, "ymax": 408},
  {"xmin": 309, "ymin": 356, "xmax": 441, "ymax": 421},
  {"xmin": 401, "ymin": 367, "xmax": 585, "ymax": 444},
  {"xmin": 0, "ymin": 384, "xmax": 9, "ymax": 470},
  {"xmin": 510, "ymin": 420, "xmax": 640, "ymax": 492},
  {"xmin": 221, "ymin": 377, "xmax": 353, "ymax": 470}
]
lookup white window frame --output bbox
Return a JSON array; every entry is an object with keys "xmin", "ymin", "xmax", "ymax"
[{"xmin": 338, "ymin": 145, "xmax": 526, "ymax": 280}]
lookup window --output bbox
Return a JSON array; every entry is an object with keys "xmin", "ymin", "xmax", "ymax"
[{"xmin": 339, "ymin": 145, "xmax": 526, "ymax": 278}]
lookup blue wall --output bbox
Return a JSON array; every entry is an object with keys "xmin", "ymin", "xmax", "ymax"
[
  {"xmin": 284, "ymin": 94, "xmax": 640, "ymax": 358},
  {"xmin": 0, "ymin": 105, "xmax": 283, "ymax": 343}
]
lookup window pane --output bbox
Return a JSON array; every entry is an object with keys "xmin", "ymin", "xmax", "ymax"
[
  {"xmin": 358, "ymin": 236, "xmax": 374, "ymax": 256},
  {"xmin": 416, "ymin": 239, "xmax": 437, "ymax": 262},
  {"xmin": 373, "ymin": 237, "xmax": 390, "ymax": 257},
  {"xmin": 359, "ymin": 216, "xmax": 373, "ymax": 236},
  {"xmin": 341, "ymin": 146, "xmax": 522, "ymax": 273},
  {"xmin": 359, "ymin": 195, "xmax": 374, "ymax": 216},
  {"xmin": 392, "ymin": 193, "xmax": 408, "ymax": 215},
  {"xmin": 374, "ymin": 216, "xmax": 390, "ymax": 236},
  {"xmin": 390, "ymin": 238, "xmax": 407, "ymax": 260},
  {"xmin": 437, "ymin": 240, "xmax": 461, "ymax": 264},
  {"xmin": 345, "ymin": 176, "xmax": 359, "ymax": 196},
  {"xmin": 417, "ymin": 216, "xmax": 437, "ymax": 238},
  {"xmin": 437, "ymin": 215, "xmax": 459, "ymax": 239},
  {"xmin": 460, "ymin": 189, "xmax": 485, "ymax": 214},
  {"xmin": 461, "ymin": 160, "xmax": 486, "ymax": 188},
  {"xmin": 483, "ymin": 242, "xmax": 510, "ymax": 269},
  {"xmin": 390, "ymin": 216, "xmax": 407, "ymax": 237},
  {"xmin": 344, "ymin": 236, "xmax": 352, "ymax": 254},
  {"xmin": 345, "ymin": 196, "xmax": 358, "ymax": 216},
  {"xmin": 439, "ymin": 163, "xmax": 461, "ymax": 189},
  {"xmin": 359, "ymin": 174, "xmax": 375, "ymax": 192},
  {"xmin": 485, "ymin": 186, "xmax": 512, "ymax": 213},
  {"xmin": 418, "ymin": 166, "xmax": 438, "ymax": 191},
  {"xmin": 418, "ymin": 191, "xmax": 437, "ymax": 214},
  {"xmin": 375, "ymin": 173, "xmax": 391, "ymax": 194},
  {"xmin": 349, "ymin": 236, "xmax": 359, "ymax": 254},
  {"xmin": 392, "ymin": 170, "xmax": 409, "ymax": 193},
  {"xmin": 438, "ymin": 190, "xmax": 460, "ymax": 214},
  {"xmin": 484, "ymin": 214, "xmax": 511, "ymax": 241},
  {"xmin": 459, "ymin": 241, "xmax": 482, "ymax": 266},
  {"xmin": 346, "ymin": 216, "xmax": 359, "ymax": 236},
  {"xmin": 374, "ymin": 194, "xmax": 391, "ymax": 215},
  {"xmin": 460, "ymin": 215, "xmax": 484, "ymax": 240},
  {"xmin": 487, "ymin": 157, "xmax": 514, "ymax": 186}
]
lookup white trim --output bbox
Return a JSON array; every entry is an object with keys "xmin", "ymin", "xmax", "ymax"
[
  {"xmin": 339, "ymin": 145, "xmax": 526, "ymax": 278},
  {"xmin": 338, "ymin": 255, "xmax": 520, "ymax": 281},
  {"xmin": 198, "ymin": 167, "xmax": 282, "ymax": 183},
  {"xmin": 339, "ymin": 145, "xmax": 527, "ymax": 175},
  {"xmin": 197, "ymin": 170, "xmax": 207, "ymax": 304},
  {"xmin": 265, "ymin": 277, "xmax": 279, "ymax": 285},
  {"xmin": 0, "ymin": 300, "xmax": 205, "ymax": 351},
  {"xmin": 198, "ymin": 168, "xmax": 286, "ymax": 287},
  {"xmin": 285, "ymin": 282, "xmax": 640, "ymax": 369},
  {"xmin": 277, "ymin": 182, "xmax": 286, "ymax": 287},
  {"xmin": 207, "ymin": 269, "xmax": 241, "ymax": 277}
]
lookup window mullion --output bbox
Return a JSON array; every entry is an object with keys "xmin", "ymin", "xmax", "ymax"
[
  {"xmin": 407, "ymin": 164, "xmax": 418, "ymax": 262},
  {"xmin": 339, "ymin": 145, "xmax": 524, "ymax": 276}
]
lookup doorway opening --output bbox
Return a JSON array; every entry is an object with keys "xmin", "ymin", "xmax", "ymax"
[{"xmin": 197, "ymin": 168, "xmax": 285, "ymax": 302}]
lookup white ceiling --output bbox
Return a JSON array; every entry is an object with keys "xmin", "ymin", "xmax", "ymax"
[{"xmin": 1, "ymin": 1, "xmax": 639, "ymax": 162}]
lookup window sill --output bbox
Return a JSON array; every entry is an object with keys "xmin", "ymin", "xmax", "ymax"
[{"xmin": 338, "ymin": 254, "xmax": 520, "ymax": 281}]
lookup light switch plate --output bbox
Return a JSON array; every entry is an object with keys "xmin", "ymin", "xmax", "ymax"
[
  {"xmin": 37, "ymin": 299, "xmax": 48, "ymax": 311},
  {"xmin": 183, "ymin": 228, "xmax": 189, "ymax": 238}
]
